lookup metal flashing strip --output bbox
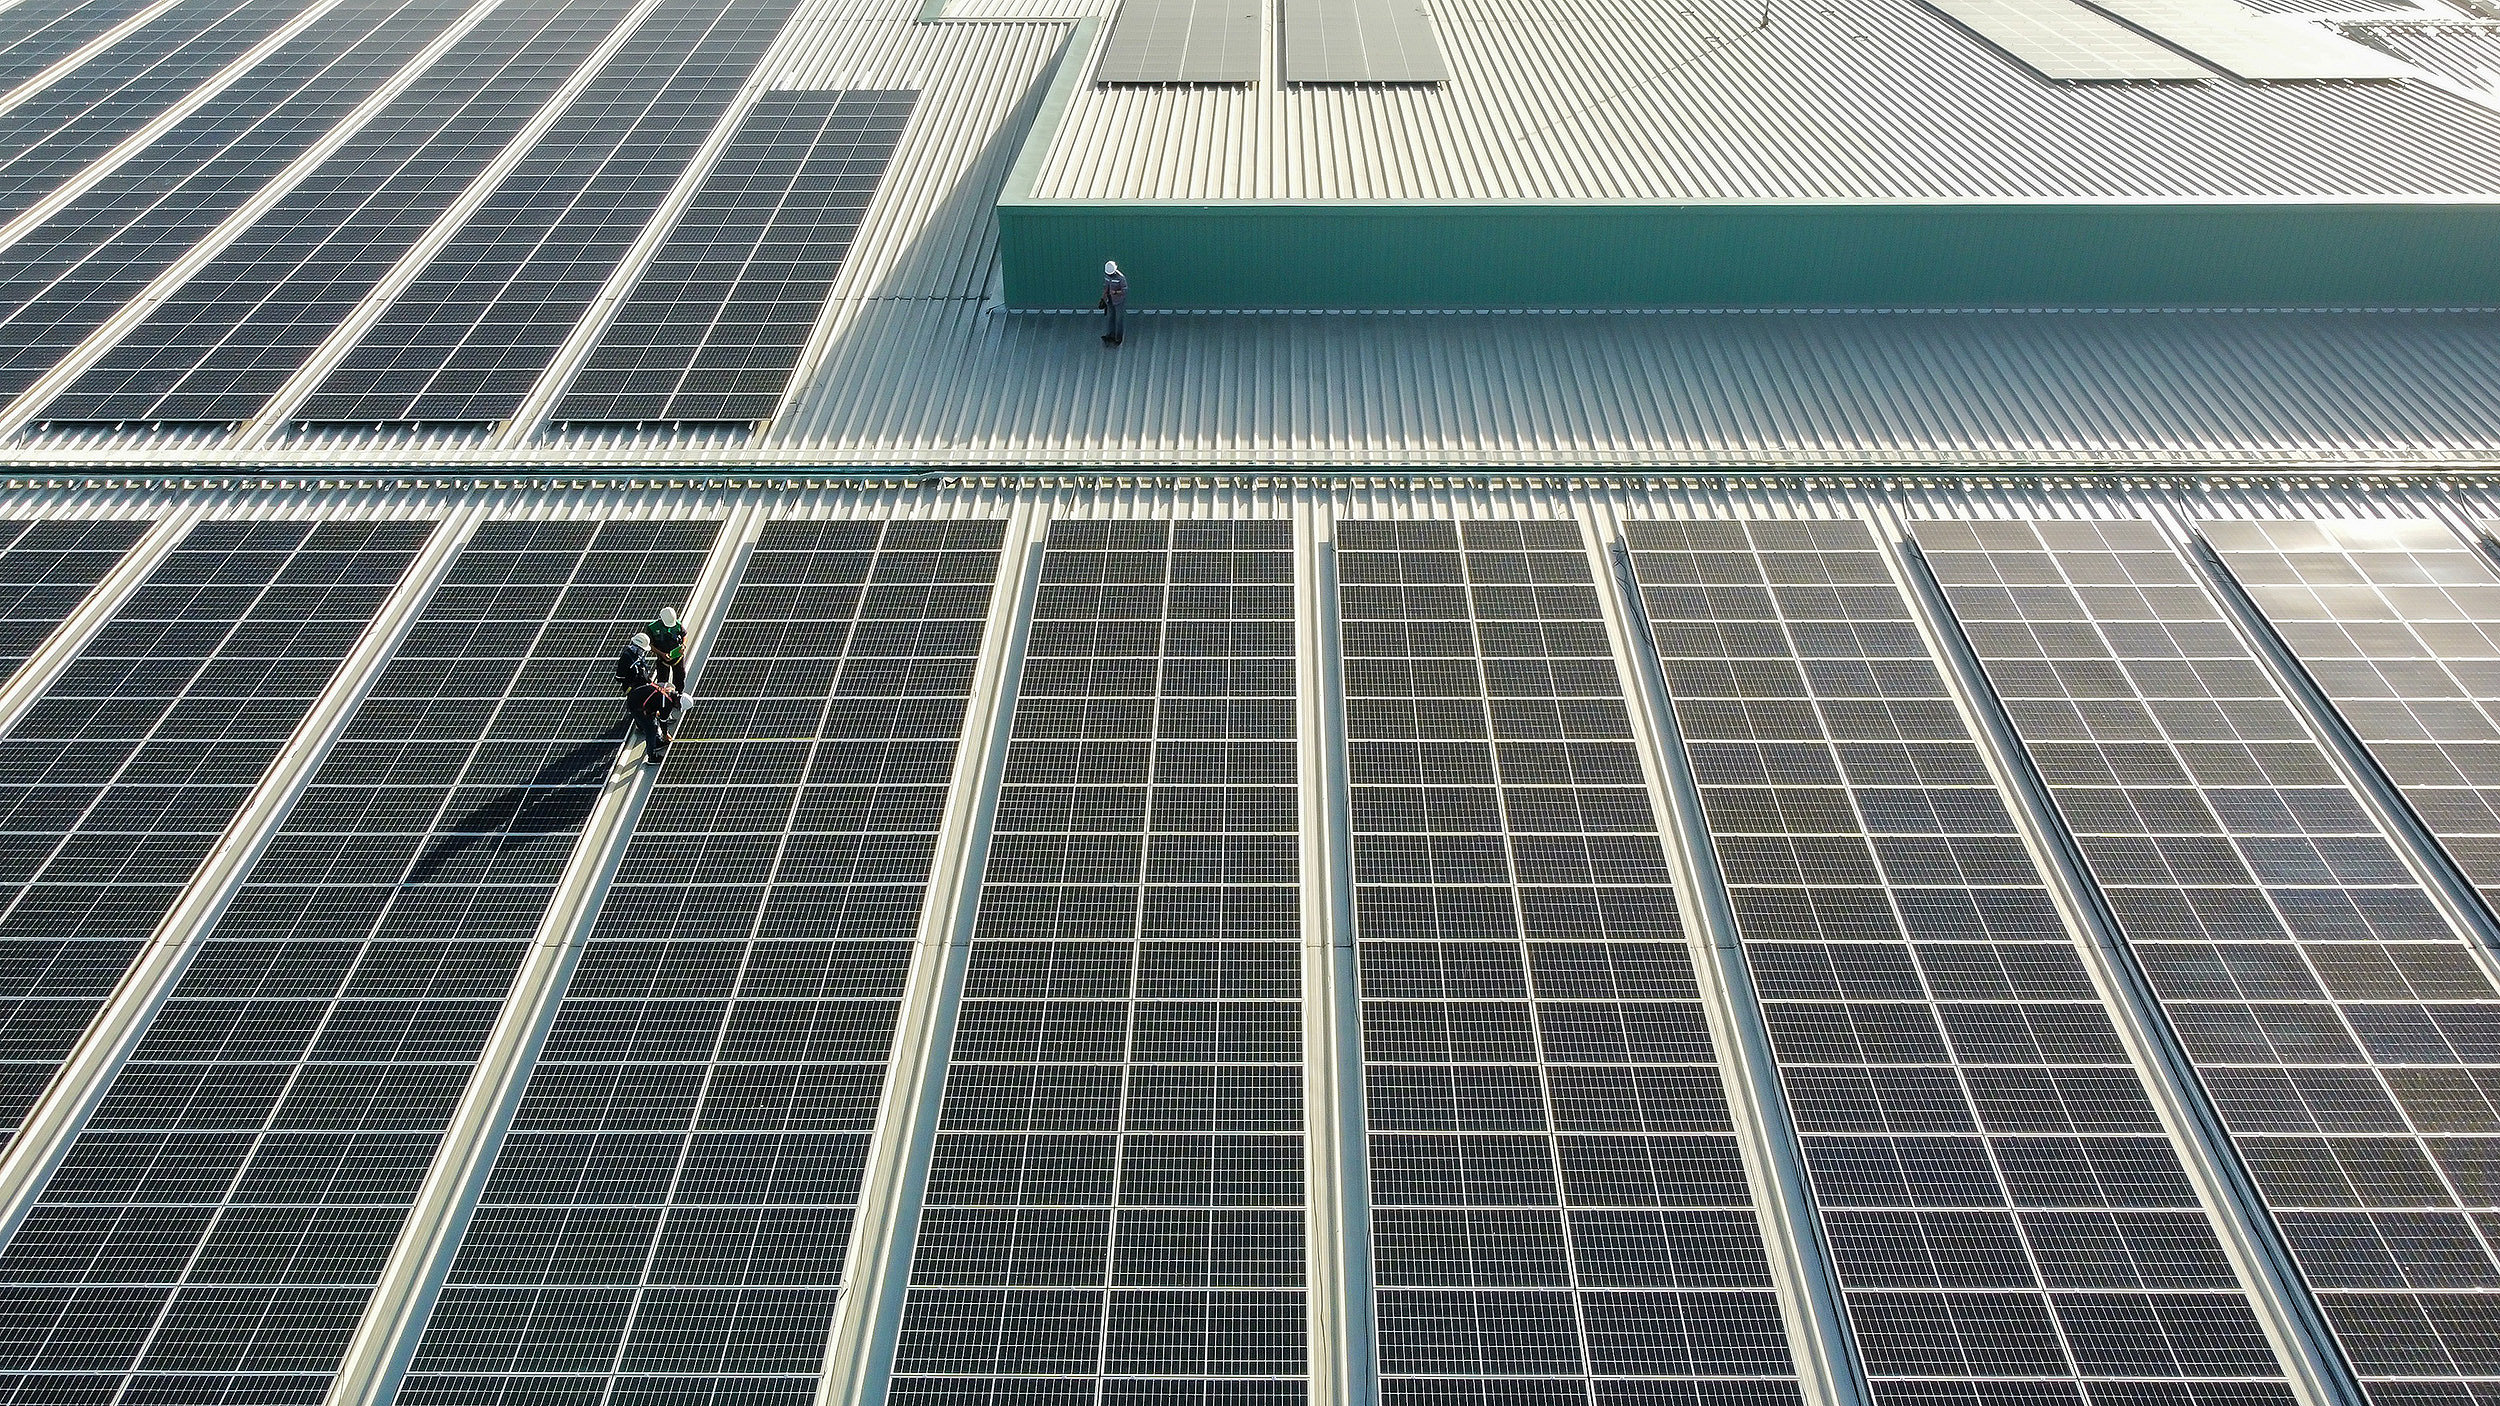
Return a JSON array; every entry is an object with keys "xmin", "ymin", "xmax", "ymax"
[
  {"xmin": 1280, "ymin": 0, "xmax": 1447, "ymax": 83},
  {"xmin": 2076, "ymin": 0, "xmax": 2414, "ymax": 77},
  {"xmin": 1097, "ymin": 0, "xmax": 1258, "ymax": 84},
  {"xmin": 1914, "ymin": 0, "xmax": 2211, "ymax": 79}
]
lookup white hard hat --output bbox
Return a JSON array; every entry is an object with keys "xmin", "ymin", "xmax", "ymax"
[
  {"xmin": 631, "ymin": 633, "xmax": 652, "ymax": 651},
  {"xmin": 657, "ymin": 607, "xmax": 680, "ymax": 627},
  {"xmin": 1105, "ymin": 260, "xmax": 1120, "ymax": 275}
]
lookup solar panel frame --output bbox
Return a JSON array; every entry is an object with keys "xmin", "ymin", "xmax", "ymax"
[
  {"xmin": 889, "ymin": 518, "xmax": 1312, "ymax": 1406},
  {"xmin": 1097, "ymin": 0, "xmax": 1262, "ymax": 85},
  {"xmin": 1624, "ymin": 517, "xmax": 2299, "ymax": 1406},
  {"xmin": 548, "ymin": 90, "xmax": 917, "ymax": 429},
  {"xmin": 392, "ymin": 515, "xmax": 1005, "ymax": 1406},
  {"xmin": 0, "ymin": 516, "xmax": 719, "ymax": 1406},
  {"xmin": 1916, "ymin": 516, "xmax": 2500, "ymax": 1400},
  {"xmin": 1281, "ymin": 0, "xmax": 1449, "ymax": 83},
  {"xmin": 35, "ymin": 0, "xmax": 646, "ymax": 428},
  {"xmin": 292, "ymin": 0, "xmax": 808, "ymax": 428},
  {"xmin": 1337, "ymin": 518, "xmax": 1805, "ymax": 1406}
]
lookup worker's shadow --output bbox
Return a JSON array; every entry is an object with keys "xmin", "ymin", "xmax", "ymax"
[{"xmin": 401, "ymin": 731, "xmax": 623, "ymax": 886}]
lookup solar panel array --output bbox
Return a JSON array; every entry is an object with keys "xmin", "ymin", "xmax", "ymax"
[
  {"xmin": 37, "ymin": 0, "xmax": 644, "ymax": 427},
  {"xmin": 1912, "ymin": 0, "xmax": 2210, "ymax": 79},
  {"xmin": 1281, "ymin": 0, "xmax": 1448, "ymax": 84},
  {"xmin": 397, "ymin": 515, "xmax": 1004, "ymax": 1406},
  {"xmin": 0, "ymin": 0, "xmax": 474, "ymax": 408},
  {"xmin": 0, "ymin": 0, "xmax": 318, "ymax": 224},
  {"xmin": 890, "ymin": 519, "xmax": 1310, "ymax": 1405},
  {"xmin": 0, "ymin": 516, "xmax": 715, "ymax": 1406},
  {"xmin": 0, "ymin": 517, "xmax": 431, "ymax": 1140},
  {"xmin": 2071, "ymin": 0, "xmax": 2412, "ymax": 78},
  {"xmin": 551, "ymin": 90, "xmax": 915, "ymax": 429},
  {"xmin": 0, "ymin": 516, "xmax": 151, "ymax": 681},
  {"xmin": 1625, "ymin": 519, "xmax": 2295, "ymax": 1406},
  {"xmin": 293, "ymin": 0, "xmax": 806, "ymax": 428},
  {"xmin": 0, "ymin": 0, "xmax": 178, "ymax": 98},
  {"xmin": 2203, "ymin": 520, "xmax": 2500, "ymax": 936},
  {"xmin": 1096, "ymin": 0, "xmax": 1262, "ymax": 85},
  {"xmin": 1916, "ymin": 518, "xmax": 2500, "ymax": 1404},
  {"xmin": 1336, "ymin": 518, "xmax": 1801, "ymax": 1406}
]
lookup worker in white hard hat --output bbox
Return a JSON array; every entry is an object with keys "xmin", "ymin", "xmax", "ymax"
[
  {"xmin": 1097, "ymin": 260, "xmax": 1128, "ymax": 346},
  {"xmin": 615, "ymin": 630, "xmax": 681, "ymax": 763},
  {"xmin": 643, "ymin": 605, "xmax": 687, "ymax": 687}
]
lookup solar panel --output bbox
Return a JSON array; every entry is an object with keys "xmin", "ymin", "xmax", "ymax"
[
  {"xmin": 291, "ymin": 0, "xmax": 808, "ymax": 429},
  {"xmin": 0, "ymin": 517, "xmax": 151, "ymax": 682},
  {"xmin": 0, "ymin": 516, "xmax": 432, "ymax": 1146},
  {"xmin": 1914, "ymin": 0, "xmax": 2212, "ymax": 79},
  {"xmin": 1097, "ymin": 0, "xmax": 1261, "ymax": 85},
  {"xmin": 1624, "ymin": 519, "xmax": 2297, "ymax": 1403},
  {"xmin": 0, "ymin": 0, "xmax": 173, "ymax": 97},
  {"xmin": 0, "ymin": 0, "xmax": 475, "ymax": 411},
  {"xmin": 890, "ymin": 519, "xmax": 1311, "ymax": 1404},
  {"xmin": 1338, "ymin": 519, "xmax": 1802, "ymax": 1405},
  {"xmin": 393, "ymin": 516, "xmax": 1004, "ymax": 1406},
  {"xmin": 34, "ymin": 0, "xmax": 644, "ymax": 428},
  {"xmin": 1281, "ymin": 0, "xmax": 1448, "ymax": 83},
  {"xmin": 0, "ymin": 517, "xmax": 719, "ymax": 1406},
  {"xmin": 2076, "ymin": 0, "xmax": 2412, "ymax": 77},
  {"xmin": 2205, "ymin": 520, "xmax": 2500, "ymax": 946},
  {"xmin": 0, "ymin": 0, "xmax": 321, "ymax": 225},
  {"xmin": 549, "ymin": 91, "xmax": 916, "ymax": 429},
  {"xmin": 1916, "ymin": 517, "xmax": 2500, "ymax": 1401}
]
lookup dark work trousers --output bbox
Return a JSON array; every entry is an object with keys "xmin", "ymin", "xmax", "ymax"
[{"xmin": 1104, "ymin": 301, "xmax": 1124, "ymax": 343}]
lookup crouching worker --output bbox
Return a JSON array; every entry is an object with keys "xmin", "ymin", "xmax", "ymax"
[{"xmin": 616, "ymin": 630, "xmax": 682, "ymax": 763}]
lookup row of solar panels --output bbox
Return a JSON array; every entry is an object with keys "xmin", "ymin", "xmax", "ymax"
[
  {"xmin": 1097, "ymin": 0, "xmax": 1448, "ymax": 85},
  {"xmin": 0, "ymin": 0, "xmax": 908, "ymax": 440},
  {"xmin": 1921, "ymin": 0, "xmax": 2409, "ymax": 80},
  {"xmin": 0, "ymin": 502, "xmax": 2495, "ymax": 1406}
]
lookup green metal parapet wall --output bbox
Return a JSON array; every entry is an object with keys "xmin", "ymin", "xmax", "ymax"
[{"xmin": 997, "ymin": 24, "xmax": 2500, "ymax": 311}]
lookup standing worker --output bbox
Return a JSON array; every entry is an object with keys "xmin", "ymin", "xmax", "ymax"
[
  {"xmin": 616, "ymin": 631, "xmax": 681, "ymax": 763},
  {"xmin": 645, "ymin": 605, "xmax": 687, "ymax": 688},
  {"xmin": 1098, "ymin": 261, "xmax": 1127, "ymax": 346}
]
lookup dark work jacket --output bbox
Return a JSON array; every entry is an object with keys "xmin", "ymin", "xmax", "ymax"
[
  {"xmin": 616, "ymin": 646, "xmax": 660, "ymax": 693},
  {"xmin": 1101, "ymin": 272, "xmax": 1128, "ymax": 307}
]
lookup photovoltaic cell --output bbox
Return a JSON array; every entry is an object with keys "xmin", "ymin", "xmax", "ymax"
[
  {"xmin": 1624, "ymin": 519, "xmax": 2295, "ymax": 1406},
  {"xmin": 0, "ymin": 516, "xmax": 718, "ymax": 1406},
  {"xmin": 0, "ymin": 517, "xmax": 152, "ymax": 681},
  {"xmin": 1917, "ymin": 517, "xmax": 2500, "ymax": 1403},
  {"xmin": 0, "ymin": 0, "xmax": 475, "ymax": 409},
  {"xmin": 0, "ymin": 0, "xmax": 321, "ymax": 225},
  {"xmin": 0, "ymin": 517, "xmax": 431, "ymax": 1140},
  {"xmin": 1338, "ymin": 519, "xmax": 1802, "ymax": 1406},
  {"xmin": 292, "ymin": 0, "xmax": 807, "ymax": 428},
  {"xmin": 550, "ymin": 90, "xmax": 915, "ymax": 429},
  {"xmin": 890, "ymin": 519, "xmax": 1310, "ymax": 1406},
  {"xmin": 0, "ymin": 0, "xmax": 176, "ymax": 97},
  {"xmin": 35, "ymin": 0, "xmax": 644, "ymax": 427},
  {"xmin": 395, "ymin": 516, "xmax": 1004, "ymax": 1406},
  {"xmin": 2204, "ymin": 520, "xmax": 2500, "ymax": 935}
]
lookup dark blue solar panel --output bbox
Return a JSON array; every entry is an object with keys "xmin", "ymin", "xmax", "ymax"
[
  {"xmin": 0, "ymin": 0, "xmax": 472, "ymax": 409},
  {"xmin": 0, "ymin": 517, "xmax": 150, "ymax": 682},
  {"xmin": 0, "ymin": 517, "xmax": 719, "ymax": 1406},
  {"xmin": 0, "ymin": 0, "xmax": 322, "ymax": 224},
  {"xmin": 0, "ymin": 0, "xmax": 170, "ymax": 96},
  {"xmin": 35, "ymin": 0, "xmax": 644, "ymax": 427},
  {"xmin": 1338, "ymin": 518, "xmax": 1804, "ymax": 1406},
  {"xmin": 550, "ymin": 90, "xmax": 915, "ymax": 429},
  {"xmin": 396, "ymin": 517, "xmax": 1004, "ymax": 1406},
  {"xmin": 889, "ymin": 519, "xmax": 1312, "ymax": 1406},
  {"xmin": 1626, "ymin": 518, "xmax": 2297, "ymax": 1406},
  {"xmin": 292, "ymin": 0, "xmax": 807, "ymax": 428},
  {"xmin": 0, "ymin": 517, "xmax": 432, "ymax": 1141}
]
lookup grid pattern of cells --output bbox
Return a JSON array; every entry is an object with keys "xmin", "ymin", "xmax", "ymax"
[
  {"xmin": 0, "ymin": 517, "xmax": 153, "ymax": 681},
  {"xmin": 1338, "ymin": 518, "xmax": 1802, "ymax": 1406},
  {"xmin": 2204, "ymin": 520, "xmax": 2500, "ymax": 940},
  {"xmin": 0, "ymin": 0, "xmax": 180, "ymax": 98},
  {"xmin": 38, "ymin": 0, "xmax": 641, "ymax": 427},
  {"xmin": 394, "ymin": 516, "xmax": 1004, "ymax": 1406},
  {"xmin": 0, "ymin": 0, "xmax": 474, "ymax": 407},
  {"xmin": 890, "ymin": 519, "xmax": 1309, "ymax": 1406},
  {"xmin": 0, "ymin": 517, "xmax": 430, "ymax": 1137},
  {"xmin": 551, "ymin": 90, "xmax": 915, "ymax": 428},
  {"xmin": 1917, "ymin": 517, "xmax": 2500, "ymax": 1406},
  {"xmin": 1625, "ymin": 519, "xmax": 2295, "ymax": 1406},
  {"xmin": 0, "ymin": 0, "xmax": 319, "ymax": 224},
  {"xmin": 0, "ymin": 517, "xmax": 716, "ymax": 1405},
  {"xmin": 294, "ymin": 0, "xmax": 806, "ymax": 428}
]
